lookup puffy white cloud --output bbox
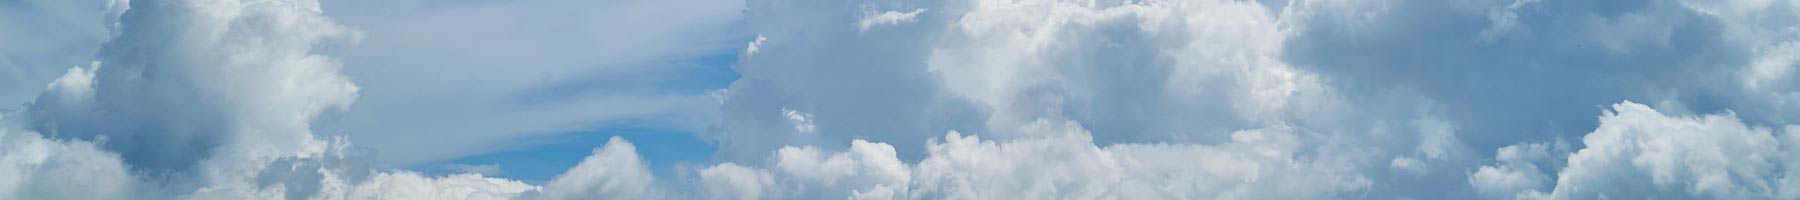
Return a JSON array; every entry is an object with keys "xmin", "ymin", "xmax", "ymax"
[
  {"xmin": 771, "ymin": 139, "xmax": 910, "ymax": 199},
  {"xmin": 858, "ymin": 9, "xmax": 926, "ymax": 31},
  {"xmin": 699, "ymin": 163, "xmax": 775, "ymax": 200},
  {"xmin": 5, "ymin": 0, "xmax": 579, "ymax": 199},
  {"xmin": 0, "ymin": 117, "xmax": 136, "ymax": 200},
  {"xmin": 720, "ymin": 0, "xmax": 1491, "ymax": 198},
  {"xmin": 745, "ymin": 35, "xmax": 768, "ymax": 56},
  {"xmin": 697, "ymin": 119, "xmax": 1371, "ymax": 199},
  {"xmin": 1550, "ymin": 102, "xmax": 1783, "ymax": 199},
  {"xmin": 23, "ymin": 0, "xmax": 365, "ymax": 173},
  {"xmin": 16, "ymin": 0, "xmax": 1800, "ymax": 199},
  {"xmin": 0, "ymin": 1, "xmax": 1476, "ymax": 198},
  {"xmin": 1472, "ymin": 101, "xmax": 1800, "ymax": 199},
  {"xmin": 314, "ymin": 0, "xmax": 746, "ymax": 166},
  {"xmin": 781, "ymin": 108, "xmax": 818, "ymax": 135},
  {"xmin": 1467, "ymin": 142, "xmax": 1560, "ymax": 199},
  {"xmin": 340, "ymin": 172, "xmax": 536, "ymax": 200},
  {"xmin": 729, "ymin": 0, "xmax": 1409, "ymax": 160},
  {"xmin": 1671, "ymin": 0, "xmax": 1800, "ymax": 89},
  {"xmin": 535, "ymin": 137, "xmax": 661, "ymax": 200},
  {"xmin": 910, "ymin": 120, "xmax": 1370, "ymax": 199}
]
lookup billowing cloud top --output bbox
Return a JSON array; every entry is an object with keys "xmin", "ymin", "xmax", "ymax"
[{"xmin": 3, "ymin": 0, "xmax": 1800, "ymax": 199}]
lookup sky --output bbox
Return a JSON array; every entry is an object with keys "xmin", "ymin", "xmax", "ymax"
[{"xmin": 3, "ymin": 0, "xmax": 1800, "ymax": 199}]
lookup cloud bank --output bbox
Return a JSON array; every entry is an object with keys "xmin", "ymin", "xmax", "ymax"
[{"xmin": 5, "ymin": 0, "xmax": 1800, "ymax": 199}]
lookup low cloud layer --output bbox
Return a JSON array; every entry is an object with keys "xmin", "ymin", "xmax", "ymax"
[{"xmin": 1473, "ymin": 101, "xmax": 1800, "ymax": 199}]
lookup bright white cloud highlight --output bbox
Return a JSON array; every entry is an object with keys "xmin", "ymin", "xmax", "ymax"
[
  {"xmin": 341, "ymin": 172, "xmax": 536, "ymax": 200},
  {"xmin": 781, "ymin": 108, "xmax": 817, "ymax": 134},
  {"xmin": 697, "ymin": 119, "xmax": 1370, "ymax": 199},
  {"xmin": 699, "ymin": 163, "xmax": 775, "ymax": 200},
  {"xmin": 0, "ymin": 118, "xmax": 135, "ymax": 200},
  {"xmin": 1473, "ymin": 101, "xmax": 1800, "ymax": 199},
  {"xmin": 536, "ymin": 137, "xmax": 660, "ymax": 200},
  {"xmin": 858, "ymin": 9, "xmax": 926, "ymax": 31}
]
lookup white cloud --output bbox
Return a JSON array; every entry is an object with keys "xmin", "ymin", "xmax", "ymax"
[
  {"xmin": 1467, "ymin": 142, "xmax": 1558, "ymax": 199},
  {"xmin": 745, "ymin": 35, "xmax": 768, "ymax": 56},
  {"xmin": 697, "ymin": 119, "xmax": 1370, "ymax": 199},
  {"xmin": 1473, "ymin": 101, "xmax": 1800, "ymax": 199},
  {"xmin": 858, "ymin": 9, "xmax": 926, "ymax": 31},
  {"xmin": 3, "ymin": 0, "xmax": 720, "ymax": 198},
  {"xmin": 1390, "ymin": 156, "xmax": 1426, "ymax": 174},
  {"xmin": 9, "ymin": 0, "xmax": 1417, "ymax": 199},
  {"xmin": 16, "ymin": 0, "xmax": 1800, "ymax": 199},
  {"xmin": 43, "ymin": 63, "xmax": 97, "ymax": 101},
  {"xmin": 1549, "ymin": 101, "xmax": 1782, "ymax": 199},
  {"xmin": 1476, "ymin": 0, "xmax": 1544, "ymax": 42},
  {"xmin": 0, "ymin": 118, "xmax": 136, "ymax": 200},
  {"xmin": 781, "ymin": 108, "xmax": 817, "ymax": 135},
  {"xmin": 699, "ymin": 163, "xmax": 775, "ymax": 200},
  {"xmin": 1741, "ymin": 41, "xmax": 1800, "ymax": 91},
  {"xmin": 724, "ymin": 0, "xmax": 1409, "ymax": 162},
  {"xmin": 6, "ymin": 0, "xmax": 571, "ymax": 199},
  {"xmin": 31, "ymin": 63, "xmax": 101, "ymax": 116},
  {"xmin": 535, "ymin": 136, "xmax": 661, "ymax": 200},
  {"xmin": 719, "ymin": 0, "xmax": 1475, "ymax": 198},
  {"xmin": 341, "ymin": 172, "xmax": 536, "ymax": 200}
]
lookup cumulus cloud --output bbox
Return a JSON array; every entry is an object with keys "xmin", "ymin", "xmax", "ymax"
[
  {"xmin": 1468, "ymin": 142, "xmax": 1563, "ymax": 199},
  {"xmin": 728, "ymin": 0, "xmax": 1408, "ymax": 161},
  {"xmin": 340, "ymin": 172, "xmax": 536, "ymax": 200},
  {"xmin": 1472, "ymin": 101, "xmax": 1800, "ymax": 199},
  {"xmin": 534, "ymin": 137, "xmax": 661, "ymax": 200},
  {"xmin": 0, "ymin": 117, "xmax": 136, "ymax": 200},
  {"xmin": 858, "ymin": 9, "xmax": 926, "ymax": 31},
  {"xmin": 721, "ymin": 0, "xmax": 1488, "ymax": 198},
  {"xmin": 699, "ymin": 163, "xmax": 775, "ymax": 200},
  {"xmin": 694, "ymin": 119, "xmax": 1370, "ymax": 199},
  {"xmin": 5, "ymin": 0, "xmax": 566, "ymax": 199},
  {"xmin": 745, "ymin": 35, "xmax": 768, "ymax": 56},
  {"xmin": 13, "ymin": 0, "xmax": 1800, "ymax": 199},
  {"xmin": 781, "ymin": 108, "xmax": 818, "ymax": 134}
]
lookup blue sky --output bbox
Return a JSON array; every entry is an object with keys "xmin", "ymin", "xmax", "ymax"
[
  {"xmin": 423, "ymin": 127, "xmax": 718, "ymax": 184},
  {"xmin": 5, "ymin": 0, "xmax": 1800, "ymax": 199}
]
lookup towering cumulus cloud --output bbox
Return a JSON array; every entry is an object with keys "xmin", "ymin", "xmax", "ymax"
[{"xmin": 3, "ymin": 0, "xmax": 545, "ymax": 199}]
